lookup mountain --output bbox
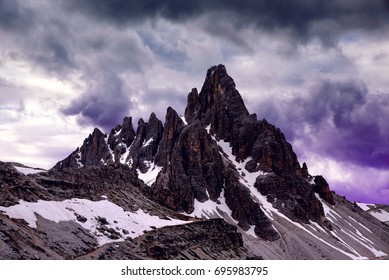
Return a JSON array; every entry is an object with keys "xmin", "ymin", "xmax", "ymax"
[{"xmin": 1, "ymin": 65, "xmax": 389, "ymax": 259}]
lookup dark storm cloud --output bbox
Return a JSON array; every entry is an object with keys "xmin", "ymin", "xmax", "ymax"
[
  {"xmin": 61, "ymin": 74, "xmax": 133, "ymax": 130},
  {"xmin": 259, "ymin": 79, "xmax": 389, "ymax": 169},
  {"xmin": 65, "ymin": 0, "xmax": 389, "ymax": 45},
  {"xmin": 0, "ymin": 0, "xmax": 35, "ymax": 32},
  {"xmin": 63, "ymin": 0, "xmax": 205, "ymax": 22},
  {"xmin": 0, "ymin": 2, "xmax": 78, "ymax": 77}
]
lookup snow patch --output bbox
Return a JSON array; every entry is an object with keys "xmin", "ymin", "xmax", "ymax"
[
  {"xmin": 137, "ymin": 161, "xmax": 163, "ymax": 186},
  {"xmin": 369, "ymin": 209, "xmax": 389, "ymax": 223},
  {"xmin": 356, "ymin": 203, "xmax": 374, "ymax": 211},
  {"xmin": 310, "ymin": 221, "xmax": 327, "ymax": 234},
  {"xmin": 191, "ymin": 190, "xmax": 233, "ymax": 220},
  {"xmin": 0, "ymin": 199, "xmax": 188, "ymax": 246},
  {"xmin": 205, "ymin": 124, "xmax": 211, "ymax": 134},
  {"xmin": 14, "ymin": 166, "xmax": 46, "ymax": 175},
  {"xmin": 333, "ymin": 227, "xmax": 387, "ymax": 258}
]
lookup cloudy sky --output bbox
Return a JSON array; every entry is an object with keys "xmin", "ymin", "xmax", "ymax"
[{"xmin": 1, "ymin": 0, "xmax": 389, "ymax": 204}]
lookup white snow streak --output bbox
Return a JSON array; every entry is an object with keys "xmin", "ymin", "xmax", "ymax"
[
  {"xmin": 180, "ymin": 116, "xmax": 188, "ymax": 125},
  {"xmin": 348, "ymin": 216, "xmax": 373, "ymax": 233},
  {"xmin": 142, "ymin": 138, "xmax": 153, "ymax": 147}
]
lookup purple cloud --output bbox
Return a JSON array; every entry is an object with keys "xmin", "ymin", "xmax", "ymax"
[
  {"xmin": 258, "ymin": 79, "xmax": 389, "ymax": 169},
  {"xmin": 61, "ymin": 74, "xmax": 133, "ymax": 130}
]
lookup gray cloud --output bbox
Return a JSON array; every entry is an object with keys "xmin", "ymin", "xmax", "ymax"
[{"xmin": 29, "ymin": 34, "xmax": 75, "ymax": 75}]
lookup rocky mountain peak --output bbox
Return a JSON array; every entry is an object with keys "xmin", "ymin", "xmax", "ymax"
[
  {"xmin": 204, "ymin": 64, "xmax": 236, "ymax": 93},
  {"xmin": 51, "ymin": 64, "xmax": 336, "ymax": 241},
  {"xmin": 155, "ymin": 107, "xmax": 185, "ymax": 169},
  {"xmin": 187, "ymin": 64, "xmax": 249, "ymax": 141}
]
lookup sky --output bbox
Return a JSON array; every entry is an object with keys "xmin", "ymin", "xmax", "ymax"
[{"xmin": 1, "ymin": 0, "xmax": 389, "ymax": 204}]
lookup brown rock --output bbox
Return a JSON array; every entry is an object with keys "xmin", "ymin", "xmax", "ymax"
[{"xmin": 313, "ymin": 176, "xmax": 335, "ymax": 205}]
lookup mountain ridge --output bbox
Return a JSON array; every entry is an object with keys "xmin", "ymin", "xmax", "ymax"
[
  {"xmin": 1, "ymin": 65, "xmax": 389, "ymax": 259},
  {"xmin": 53, "ymin": 65, "xmax": 332, "ymax": 237}
]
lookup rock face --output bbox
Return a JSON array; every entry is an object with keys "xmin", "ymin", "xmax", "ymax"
[
  {"xmin": 313, "ymin": 175, "xmax": 335, "ymax": 205},
  {"xmin": 51, "ymin": 64, "xmax": 336, "ymax": 241},
  {"xmin": 181, "ymin": 65, "xmax": 326, "ymax": 225}
]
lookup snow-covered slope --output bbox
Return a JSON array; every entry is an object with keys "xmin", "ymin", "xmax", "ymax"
[
  {"xmin": 0, "ymin": 197, "xmax": 188, "ymax": 246},
  {"xmin": 357, "ymin": 203, "xmax": 389, "ymax": 225}
]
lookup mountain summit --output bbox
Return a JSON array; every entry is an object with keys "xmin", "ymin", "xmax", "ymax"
[{"xmin": 1, "ymin": 65, "xmax": 389, "ymax": 260}]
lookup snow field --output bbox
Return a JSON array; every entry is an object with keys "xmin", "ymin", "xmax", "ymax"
[{"xmin": 0, "ymin": 198, "xmax": 188, "ymax": 245}]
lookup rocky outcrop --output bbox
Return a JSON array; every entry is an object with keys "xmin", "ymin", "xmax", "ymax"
[
  {"xmin": 129, "ymin": 113, "xmax": 164, "ymax": 172},
  {"xmin": 254, "ymin": 173, "xmax": 324, "ymax": 223},
  {"xmin": 0, "ymin": 161, "xmax": 57, "ymax": 206},
  {"xmin": 313, "ymin": 176, "xmax": 335, "ymax": 205},
  {"xmin": 0, "ymin": 160, "xmax": 260, "ymax": 260},
  {"xmin": 154, "ymin": 107, "xmax": 185, "ymax": 169},
  {"xmin": 224, "ymin": 171, "xmax": 279, "ymax": 241},
  {"xmin": 153, "ymin": 111, "xmax": 223, "ymax": 213},
  {"xmin": 252, "ymin": 120, "xmax": 302, "ymax": 175},
  {"xmin": 107, "ymin": 116, "xmax": 136, "ymax": 149},
  {"xmin": 184, "ymin": 88, "xmax": 200, "ymax": 123},
  {"xmin": 53, "ymin": 128, "xmax": 112, "ymax": 170},
  {"xmin": 107, "ymin": 116, "xmax": 136, "ymax": 163},
  {"xmin": 79, "ymin": 128, "xmax": 112, "ymax": 166},
  {"xmin": 53, "ymin": 113, "xmax": 164, "ymax": 172},
  {"xmin": 78, "ymin": 219, "xmax": 261, "ymax": 260}
]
